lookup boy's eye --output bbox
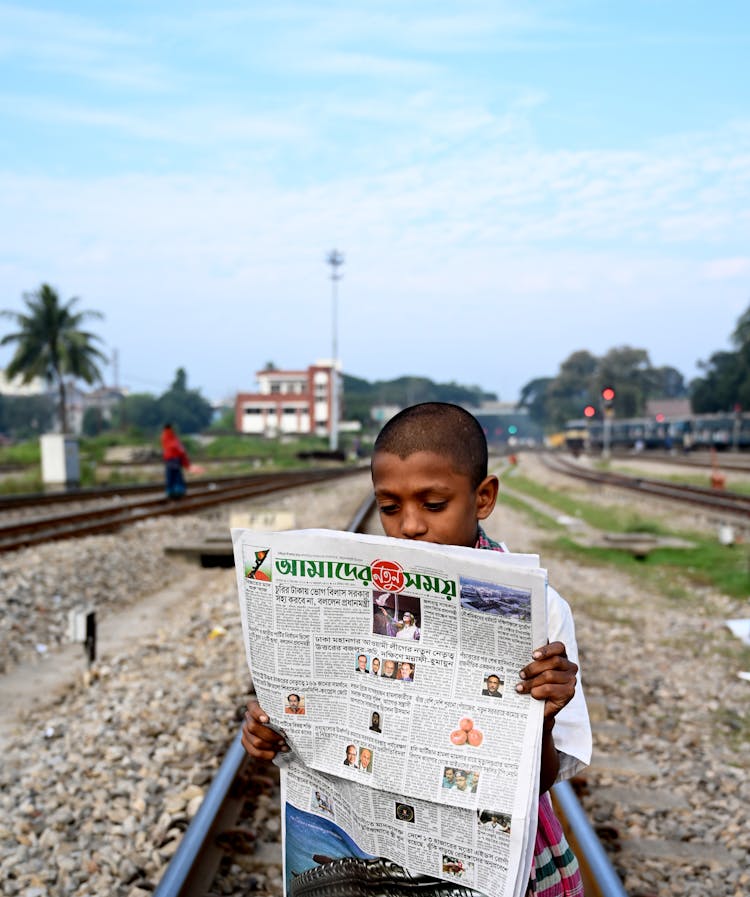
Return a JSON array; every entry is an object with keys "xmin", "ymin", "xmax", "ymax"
[
  {"xmin": 378, "ymin": 504, "xmax": 399, "ymax": 515},
  {"xmin": 424, "ymin": 501, "xmax": 447, "ymax": 512}
]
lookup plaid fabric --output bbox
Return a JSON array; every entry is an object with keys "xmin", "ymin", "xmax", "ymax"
[
  {"xmin": 475, "ymin": 526, "xmax": 506, "ymax": 552},
  {"xmin": 475, "ymin": 526, "xmax": 584, "ymax": 897}
]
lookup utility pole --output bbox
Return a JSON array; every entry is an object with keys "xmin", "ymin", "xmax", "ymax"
[{"xmin": 326, "ymin": 249, "xmax": 344, "ymax": 452}]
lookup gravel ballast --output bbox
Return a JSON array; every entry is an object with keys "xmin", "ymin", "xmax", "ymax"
[{"xmin": 1, "ymin": 462, "xmax": 748, "ymax": 897}]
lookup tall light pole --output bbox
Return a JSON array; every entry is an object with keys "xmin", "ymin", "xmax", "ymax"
[{"xmin": 326, "ymin": 249, "xmax": 344, "ymax": 452}]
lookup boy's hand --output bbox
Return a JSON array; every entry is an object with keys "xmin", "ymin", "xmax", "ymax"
[
  {"xmin": 516, "ymin": 641, "xmax": 578, "ymax": 720},
  {"xmin": 241, "ymin": 699, "xmax": 289, "ymax": 760}
]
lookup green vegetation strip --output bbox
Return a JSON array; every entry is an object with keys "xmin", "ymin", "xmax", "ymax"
[
  {"xmin": 502, "ymin": 470, "xmax": 668, "ymax": 534},
  {"xmin": 0, "ymin": 433, "xmax": 361, "ymax": 493},
  {"xmin": 499, "ymin": 469, "xmax": 750, "ymax": 601}
]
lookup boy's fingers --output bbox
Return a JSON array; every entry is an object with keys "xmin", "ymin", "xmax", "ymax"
[
  {"xmin": 243, "ymin": 712, "xmax": 280, "ymax": 743},
  {"xmin": 520, "ymin": 642, "xmax": 575, "ymax": 680},
  {"xmin": 520, "ymin": 681, "xmax": 576, "ymax": 716},
  {"xmin": 246, "ymin": 699, "xmax": 270, "ymax": 724},
  {"xmin": 522, "ymin": 668, "xmax": 577, "ymax": 687},
  {"xmin": 242, "ymin": 733, "xmax": 280, "ymax": 760},
  {"xmin": 518, "ymin": 655, "xmax": 577, "ymax": 682},
  {"xmin": 242, "ymin": 700, "xmax": 290, "ymax": 759},
  {"xmin": 241, "ymin": 718, "xmax": 288, "ymax": 758},
  {"xmin": 531, "ymin": 641, "xmax": 567, "ymax": 661}
]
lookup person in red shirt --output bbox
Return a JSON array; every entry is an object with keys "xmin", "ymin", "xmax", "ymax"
[{"xmin": 161, "ymin": 423, "xmax": 189, "ymax": 499}]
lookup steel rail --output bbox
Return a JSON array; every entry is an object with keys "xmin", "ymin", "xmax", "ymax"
[
  {"xmin": 551, "ymin": 780, "xmax": 627, "ymax": 897},
  {"xmin": 0, "ymin": 467, "xmax": 366, "ymax": 552},
  {"xmin": 607, "ymin": 449, "xmax": 750, "ymax": 472},
  {"xmin": 0, "ymin": 469, "xmax": 348, "ymax": 512},
  {"xmin": 153, "ymin": 731, "xmax": 250, "ymax": 897},
  {"xmin": 545, "ymin": 454, "xmax": 750, "ymax": 517},
  {"xmin": 153, "ymin": 491, "xmax": 378, "ymax": 897}
]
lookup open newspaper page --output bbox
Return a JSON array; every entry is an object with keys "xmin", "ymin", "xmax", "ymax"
[{"xmin": 233, "ymin": 528, "xmax": 548, "ymax": 897}]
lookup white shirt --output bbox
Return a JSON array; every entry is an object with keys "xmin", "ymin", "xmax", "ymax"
[
  {"xmin": 545, "ymin": 584, "xmax": 593, "ymax": 782},
  {"xmin": 467, "ymin": 535, "xmax": 592, "ymax": 782}
]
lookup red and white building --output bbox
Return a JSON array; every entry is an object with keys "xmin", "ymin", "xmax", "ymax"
[{"xmin": 234, "ymin": 361, "xmax": 341, "ymax": 437}]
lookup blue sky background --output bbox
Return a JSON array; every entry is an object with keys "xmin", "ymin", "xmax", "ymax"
[{"xmin": 1, "ymin": 1, "xmax": 748, "ymax": 403}]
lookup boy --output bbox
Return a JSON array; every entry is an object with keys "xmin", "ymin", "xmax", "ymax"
[{"xmin": 243, "ymin": 402, "xmax": 591, "ymax": 896}]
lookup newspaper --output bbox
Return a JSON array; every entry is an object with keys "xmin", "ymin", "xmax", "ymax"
[{"xmin": 232, "ymin": 528, "xmax": 549, "ymax": 897}]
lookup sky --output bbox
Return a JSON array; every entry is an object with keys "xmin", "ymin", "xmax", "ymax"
[{"xmin": 1, "ymin": 1, "xmax": 749, "ymax": 405}]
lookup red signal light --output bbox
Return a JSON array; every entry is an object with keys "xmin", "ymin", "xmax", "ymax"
[
  {"xmin": 601, "ymin": 387, "xmax": 615, "ymax": 402},
  {"xmin": 655, "ymin": 413, "xmax": 665, "ymax": 423},
  {"xmin": 583, "ymin": 405, "xmax": 596, "ymax": 418}
]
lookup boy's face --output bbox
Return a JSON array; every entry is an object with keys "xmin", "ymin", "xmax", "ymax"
[{"xmin": 372, "ymin": 450, "xmax": 498, "ymax": 548}]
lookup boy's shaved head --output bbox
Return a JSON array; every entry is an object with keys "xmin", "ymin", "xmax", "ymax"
[{"xmin": 373, "ymin": 403, "xmax": 487, "ymax": 488}]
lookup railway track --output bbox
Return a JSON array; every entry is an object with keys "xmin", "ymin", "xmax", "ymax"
[
  {"xmin": 607, "ymin": 449, "xmax": 750, "ymax": 473},
  {"xmin": 544, "ymin": 453, "xmax": 750, "ymax": 520},
  {"xmin": 0, "ymin": 468, "xmax": 365, "ymax": 553},
  {"xmin": 153, "ymin": 496, "xmax": 626, "ymax": 897},
  {"xmin": 0, "ymin": 473, "xmax": 272, "ymax": 513}
]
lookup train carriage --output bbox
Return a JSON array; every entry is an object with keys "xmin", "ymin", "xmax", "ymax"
[{"xmin": 564, "ymin": 412, "xmax": 750, "ymax": 453}]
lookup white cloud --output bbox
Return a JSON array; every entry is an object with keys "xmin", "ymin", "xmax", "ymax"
[
  {"xmin": 702, "ymin": 258, "xmax": 750, "ymax": 280},
  {"xmin": 0, "ymin": 3, "xmax": 169, "ymax": 91}
]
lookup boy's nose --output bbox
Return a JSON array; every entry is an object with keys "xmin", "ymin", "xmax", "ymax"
[{"xmin": 400, "ymin": 507, "xmax": 428, "ymax": 539}]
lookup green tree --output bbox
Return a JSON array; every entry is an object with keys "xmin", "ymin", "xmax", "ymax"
[
  {"xmin": 0, "ymin": 394, "xmax": 56, "ymax": 439},
  {"xmin": 158, "ymin": 367, "xmax": 213, "ymax": 434},
  {"xmin": 542, "ymin": 350, "xmax": 599, "ymax": 429},
  {"xmin": 208, "ymin": 407, "xmax": 236, "ymax": 432},
  {"xmin": 595, "ymin": 346, "xmax": 655, "ymax": 418},
  {"xmin": 112, "ymin": 393, "xmax": 162, "ymax": 433},
  {"xmin": 691, "ymin": 301, "xmax": 750, "ymax": 413},
  {"xmin": 651, "ymin": 365, "xmax": 688, "ymax": 399},
  {"xmin": 691, "ymin": 349, "xmax": 750, "ymax": 413},
  {"xmin": 1, "ymin": 284, "xmax": 107, "ymax": 433},
  {"xmin": 82, "ymin": 406, "xmax": 111, "ymax": 437},
  {"xmin": 516, "ymin": 377, "xmax": 553, "ymax": 426},
  {"xmin": 732, "ymin": 304, "xmax": 750, "ymax": 349},
  {"xmin": 340, "ymin": 373, "xmax": 497, "ymax": 427},
  {"xmin": 520, "ymin": 346, "xmax": 686, "ymax": 430}
]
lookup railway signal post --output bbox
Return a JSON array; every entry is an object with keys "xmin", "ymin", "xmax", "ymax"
[{"xmin": 601, "ymin": 387, "xmax": 615, "ymax": 458}]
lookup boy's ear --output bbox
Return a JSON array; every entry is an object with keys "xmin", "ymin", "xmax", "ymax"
[{"xmin": 475, "ymin": 474, "xmax": 499, "ymax": 520}]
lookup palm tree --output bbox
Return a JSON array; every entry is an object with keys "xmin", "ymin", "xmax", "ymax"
[{"xmin": 1, "ymin": 284, "xmax": 107, "ymax": 433}]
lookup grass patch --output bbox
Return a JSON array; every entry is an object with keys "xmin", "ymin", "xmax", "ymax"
[
  {"xmin": 201, "ymin": 434, "xmax": 335, "ymax": 461},
  {"xmin": 551, "ymin": 534, "xmax": 750, "ymax": 601},
  {"xmin": 502, "ymin": 471, "xmax": 671, "ymax": 535},
  {"xmin": 498, "ymin": 490, "xmax": 566, "ymax": 532},
  {"xmin": 500, "ymin": 468, "xmax": 750, "ymax": 601},
  {"xmin": 0, "ymin": 472, "xmax": 43, "ymax": 494},
  {"xmin": 0, "ymin": 442, "xmax": 40, "ymax": 466}
]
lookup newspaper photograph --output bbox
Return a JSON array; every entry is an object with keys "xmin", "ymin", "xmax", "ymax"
[{"xmin": 232, "ymin": 528, "xmax": 549, "ymax": 897}]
